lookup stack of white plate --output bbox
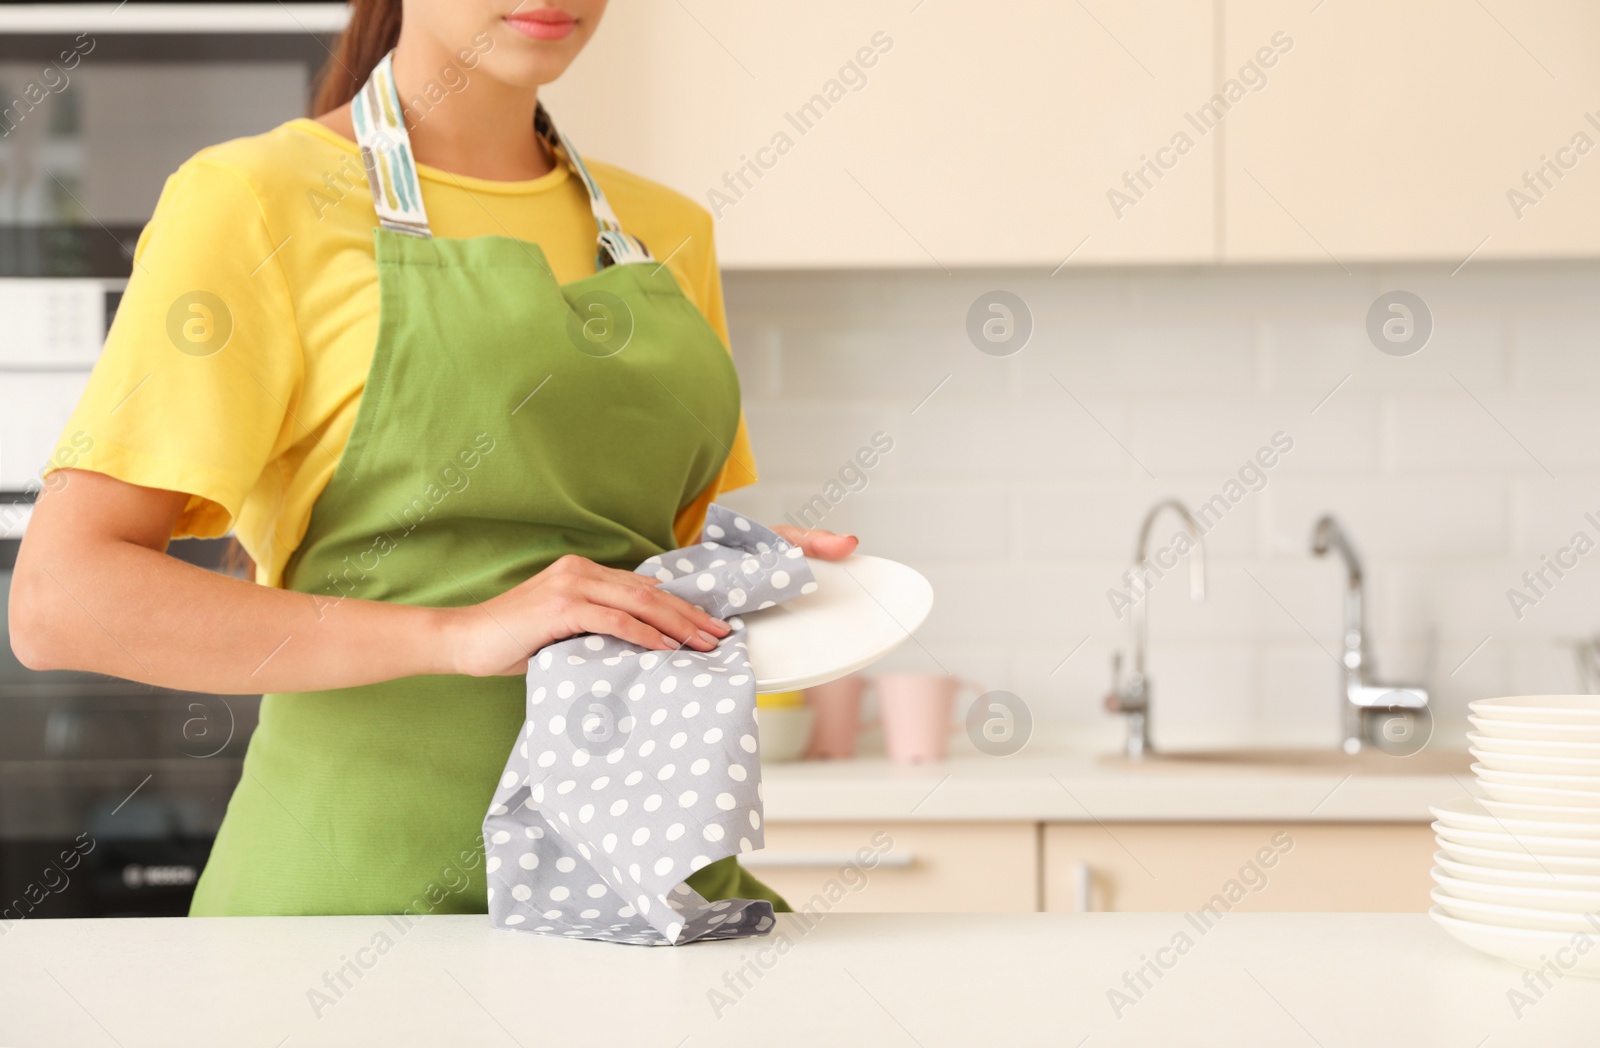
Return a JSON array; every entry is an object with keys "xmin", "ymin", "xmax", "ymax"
[{"xmin": 1430, "ymin": 696, "xmax": 1600, "ymax": 975}]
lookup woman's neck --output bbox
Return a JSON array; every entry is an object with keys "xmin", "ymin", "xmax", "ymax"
[{"xmin": 387, "ymin": 35, "xmax": 555, "ymax": 182}]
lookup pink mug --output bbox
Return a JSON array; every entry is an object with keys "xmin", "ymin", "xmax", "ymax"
[
  {"xmin": 804, "ymin": 676, "xmax": 869, "ymax": 759},
  {"xmin": 875, "ymin": 673, "xmax": 984, "ymax": 764}
]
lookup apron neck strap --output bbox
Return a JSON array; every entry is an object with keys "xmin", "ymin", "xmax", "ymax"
[{"xmin": 351, "ymin": 52, "xmax": 654, "ymax": 268}]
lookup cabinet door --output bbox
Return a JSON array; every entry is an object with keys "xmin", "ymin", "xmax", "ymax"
[
  {"xmin": 749, "ymin": 822, "xmax": 1037, "ymax": 912},
  {"xmin": 1223, "ymin": 0, "xmax": 1600, "ymax": 261},
  {"xmin": 1042, "ymin": 823, "xmax": 1435, "ymax": 913},
  {"xmin": 543, "ymin": 0, "xmax": 1217, "ymax": 267}
]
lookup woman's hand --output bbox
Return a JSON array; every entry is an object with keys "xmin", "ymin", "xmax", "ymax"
[
  {"xmin": 771, "ymin": 525, "xmax": 858, "ymax": 561},
  {"xmin": 446, "ymin": 555, "xmax": 731, "ymax": 678}
]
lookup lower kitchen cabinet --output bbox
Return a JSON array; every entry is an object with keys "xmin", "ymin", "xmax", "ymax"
[
  {"xmin": 749, "ymin": 822, "xmax": 1038, "ymax": 913},
  {"xmin": 1041, "ymin": 823, "xmax": 1437, "ymax": 914},
  {"xmin": 751, "ymin": 821, "xmax": 1435, "ymax": 913}
]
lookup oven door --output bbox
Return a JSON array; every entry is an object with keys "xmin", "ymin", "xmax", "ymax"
[{"xmin": 0, "ymin": 534, "xmax": 258, "ymax": 919}]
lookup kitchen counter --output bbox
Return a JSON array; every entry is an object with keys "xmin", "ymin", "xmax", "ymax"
[
  {"xmin": 762, "ymin": 747, "xmax": 1475, "ymax": 823},
  {"xmin": 1, "ymin": 912, "xmax": 1591, "ymax": 1046}
]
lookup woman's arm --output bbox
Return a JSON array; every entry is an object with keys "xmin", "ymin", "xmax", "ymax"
[{"xmin": 9, "ymin": 470, "xmax": 735, "ymax": 694}]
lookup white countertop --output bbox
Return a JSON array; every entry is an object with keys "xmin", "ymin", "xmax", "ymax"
[
  {"xmin": 1, "ymin": 912, "xmax": 1592, "ymax": 1046},
  {"xmin": 762, "ymin": 747, "xmax": 1475, "ymax": 823}
]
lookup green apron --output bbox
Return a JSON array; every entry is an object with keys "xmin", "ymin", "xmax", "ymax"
[{"xmin": 190, "ymin": 54, "xmax": 785, "ymax": 917}]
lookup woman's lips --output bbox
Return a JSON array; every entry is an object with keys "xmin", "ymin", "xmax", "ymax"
[{"xmin": 505, "ymin": 9, "xmax": 576, "ymax": 40}]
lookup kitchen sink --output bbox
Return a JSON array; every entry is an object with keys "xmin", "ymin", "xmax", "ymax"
[{"xmin": 1097, "ymin": 747, "xmax": 1473, "ymax": 776}]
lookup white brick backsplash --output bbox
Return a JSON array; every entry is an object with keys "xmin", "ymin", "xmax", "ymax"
[
  {"xmin": 1263, "ymin": 315, "xmax": 1506, "ymax": 394},
  {"xmin": 1385, "ymin": 395, "xmax": 1550, "ymax": 474},
  {"xmin": 720, "ymin": 262, "xmax": 1600, "ymax": 742},
  {"xmin": 1263, "ymin": 478, "xmax": 1508, "ymax": 559},
  {"xmin": 1013, "ymin": 321, "xmax": 1257, "ymax": 395},
  {"xmin": 892, "ymin": 399, "xmax": 1134, "ymax": 481},
  {"xmin": 1009, "ymin": 639, "xmax": 1120, "ymax": 725},
  {"xmin": 763, "ymin": 482, "xmax": 1008, "ymax": 564},
  {"xmin": 1257, "ymin": 644, "xmax": 1344, "ymax": 735},
  {"xmin": 1513, "ymin": 316, "xmax": 1600, "ymax": 391},
  {"xmin": 1510, "ymin": 479, "xmax": 1600, "ymax": 558},
  {"xmin": 914, "ymin": 564, "xmax": 1128, "ymax": 647},
  {"xmin": 1510, "ymin": 642, "xmax": 1593, "ymax": 697},
  {"xmin": 1130, "ymin": 396, "xmax": 1380, "ymax": 477},
  {"xmin": 1372, "ymin": 563, "xmax": 1523, "ymax": 645},
  {"xmin": 777, "ymin": 324, "xmax": 1010, "ymax": 401},
  {"xmin": 740, "ymin": 403, "xmax": 903, "ymax": 481},
  {"xmin": 725, "ymin": 320, "xmax": 780, "ymax": 400},
  {"xmin": 1014, "ymin": 481, "xmax": 1261, "ymax": 560},
  {"xmin": 1139, "ymin": 643, "xmax": 1259, "ymax": 733}
]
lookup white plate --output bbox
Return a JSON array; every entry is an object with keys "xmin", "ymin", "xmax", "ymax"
[
  {"xmin": 1468, "ymin": 732, "xmax": 1600, "ymax": 759},
  {"xmin": 1431, "ymin": 797, "xmax": 1600, "ymax": 840},
  {"xmin": 746, "ymin": 554, "xmax": 933, "ymax": 693},
  {"xmin": 1432, "ymin": 822, "xmax": 1600, "ymax": 858},
  {"xmin": 1474, "ymin": 764, "xmax": 1600, "ymax": 794},
  {"xmin": 1470, "ymin": 747, "xmax": 1600, "ymax": 776},
  {"xmin": 1431, "ymin": 907, "xmax": 1600, "ymax": 976},
  {"xmin": 1476, "ymin": 779, "xmax": 1600, "ymax": 809},
  {"xmin": 1434, "ymin": 852, "xmax": 1600, "ymax": 891},
  {"xmin": 1433, "ymin": 867, "xmax": 1600, "ymax": 912},
  {"xmin": 1481, "ymin": 798, "xmax": 1600, "ymax": 825},
  {"xmin": 1470, "ymin": 695, "xmax": 1600, "ymax": 724},
  {"xmin": 1468, "ymin": 716, "xmax": 1600, "ymax": 743},
  {"xmin": 1432, "ymin": 888, "xmax": 1600, "ymax": 933},
  {"xmin": 1437, "ymin": 839, "xmax": 1600, "ymax": 874}
]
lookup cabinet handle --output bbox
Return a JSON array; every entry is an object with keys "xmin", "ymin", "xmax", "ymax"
[
  {"xmin": 1073, "ymin": 861, "xmax": 1093, "ymax": 913},
  {"xmin": 741, "ymin": 851, "xmax": 915, "ymax": 869}
]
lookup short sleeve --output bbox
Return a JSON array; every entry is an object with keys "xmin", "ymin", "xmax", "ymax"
[
  {"xmin": 48, "ymin": 157, "xmax": 302, "ymax": 538},
  {"xmin": 672, "ymin": 221, "xmax": 758, "ymax": 547}
]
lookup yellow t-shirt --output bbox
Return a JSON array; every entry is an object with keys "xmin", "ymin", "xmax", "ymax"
[{"xmin": 51, "ymin": 118, "xmax": 756, "ymax": 586}]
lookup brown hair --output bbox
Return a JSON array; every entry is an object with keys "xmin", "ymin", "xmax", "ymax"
[{"xmin": 312, "ymin": 0, "xmax": 404, "ymax": 116}]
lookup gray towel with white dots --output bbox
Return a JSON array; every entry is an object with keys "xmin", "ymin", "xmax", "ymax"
[{"xmin": 483, "ymin": 505, "xmax": 816, "ymax": 945}]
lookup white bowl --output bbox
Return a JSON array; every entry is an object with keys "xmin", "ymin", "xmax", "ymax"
[
  {"xmin": 1470, "ymin": 747, "xmax": 1600, "ymax": 776},
  {"xmin": 1434, "ymin": 852, "xmax": 1600, "ymax": 892},
  {"xmin": 1432, "ymin": 822, "xmax": 1600, "ymax": 858},
  {"xmin": 1470, "ymin": 695, "xmax": 1600, "ymax": 725},
  {"xmin": 1432, "ymin": 887, "xmax": 1600, "ymax": 933},
  {"xmin": 756, "ymin": 706, "xmax": 815, "ymax": 763},
  {"xmin": 1432, "ymin": 907, "xmax": 1600, "ymax": 976},
  {"xmin": 1437, "ymin": 839, "xmax": 1600, "ymax": 874},
  {"xmin": 1481, "ymin": 798, "xmax": 1600, "ymax": 825},
  {"xmin": 1468, "ymin": 716, "xmax": 1600, "ymax": 743},
  {"xmin": 1477, "ymin": 779, "xmax": 1600, "ymax": 809},
  {"xmin": 1431, "ymin": 797, "xmax": 1600, "ymax": 840},
  {"xmin": 1433, "ymin": 867, "xmax": 1600, "ymax": 913},
  {"xmin": 1468, "ymin": 732, "xmax": 1600, "ymax": 759}
]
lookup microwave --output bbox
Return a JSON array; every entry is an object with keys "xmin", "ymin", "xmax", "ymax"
[{"xmin": 0, "ymin": 6, "xmax": 342, "ymax": 491}]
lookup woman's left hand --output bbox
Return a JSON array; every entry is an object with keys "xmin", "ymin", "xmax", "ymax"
[{"xmin": 770, "ymin": 525, "xmax": 858, "ymax": 561}]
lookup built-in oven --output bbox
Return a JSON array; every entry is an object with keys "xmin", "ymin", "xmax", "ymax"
[
  {"xmin": 0, "ymin": 526, "xmax": 260, "ymax": 920},
  {"xmin": 0, "ymin": 5, "xmax": 339, "ymax": 920}
]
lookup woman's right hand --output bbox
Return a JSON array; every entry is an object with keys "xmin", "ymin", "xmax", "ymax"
[{"xmin": 444, "ymin": 554, "xmax": 731, "ymax": 678}]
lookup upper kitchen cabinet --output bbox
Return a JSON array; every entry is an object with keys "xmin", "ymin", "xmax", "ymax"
[
  {"xmin": 542, "ymin": 0, "xmax": 1217, "ymax": 268},
  {"xmin": 1222, "ymin": 0, "xmax": 1600, "ymax": 263}
]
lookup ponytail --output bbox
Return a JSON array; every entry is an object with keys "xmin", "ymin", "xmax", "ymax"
[{"xmin": 311, "ymin": 0, "xmax": 403, "ymax": 115}]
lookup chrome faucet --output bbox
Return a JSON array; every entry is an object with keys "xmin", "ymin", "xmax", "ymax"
[
  {"xmin": 1105, "ymin": 499, "xmax": 1207, "ymax": 758},
  {"xmin": 1310, "ymin": 514, "xmax": 1429, "ymax": 754}
]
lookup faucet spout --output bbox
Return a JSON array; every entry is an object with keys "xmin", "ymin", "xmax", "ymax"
[
  {"xmin": 1310, "ymin": 513, "xmax": 1429, "ymax": 753},
  {"xmin": 1106, "ymin": 499, "xmax": 1208, "ymax": 758}
]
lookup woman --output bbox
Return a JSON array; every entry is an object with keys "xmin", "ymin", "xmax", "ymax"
[{"xmin": 8, "ymin": 0, "xmax": 854, "ymax": 917}]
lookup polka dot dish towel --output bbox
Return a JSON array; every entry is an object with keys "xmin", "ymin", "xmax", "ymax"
[{"xmin": 483, "ymin": 505, "xmax": 816, "ymax": 945}]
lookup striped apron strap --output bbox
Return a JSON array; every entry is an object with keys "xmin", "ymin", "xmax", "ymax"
[{"xmin": 353, "ymin": 52, "xmax": 654, "ymax": 269}]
